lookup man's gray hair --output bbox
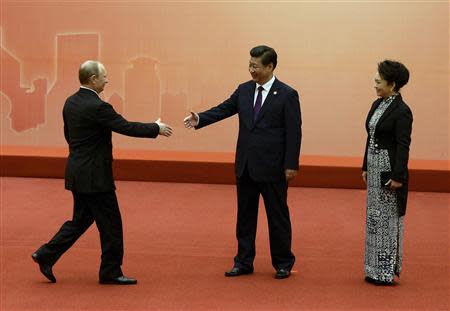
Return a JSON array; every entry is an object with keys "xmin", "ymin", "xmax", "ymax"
[{"xmin": 79, "ymin": 60, "xmax": 104, "ymax": 84}]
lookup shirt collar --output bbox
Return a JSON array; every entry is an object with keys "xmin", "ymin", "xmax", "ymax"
[
  {"xmin": 80, "ymin": 86, "xmax": 100, "ymax": 97},
  {"xmin": 256, "ymin": 75, "xmax": 276, "ymax": 91}
]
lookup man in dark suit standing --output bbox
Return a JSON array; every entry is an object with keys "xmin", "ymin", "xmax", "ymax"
[
  {"xmin": 32, "ymin": 60, "xmax": 173, "ymax": 285},
  {"xmin": 184, "ymin": 45, "xmax": 301, "ymax": 279}
]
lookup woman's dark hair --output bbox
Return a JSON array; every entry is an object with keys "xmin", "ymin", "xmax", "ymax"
[
  {"xmin": 250, "ymin": 45, "xmax": 277, "ymax": 69},
  {"xmin": 378, "ymin": 60, "xmax": 410, "ymax": 92}
]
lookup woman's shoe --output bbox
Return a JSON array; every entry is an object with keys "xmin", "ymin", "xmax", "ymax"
[{"xmin": 365, "ymin": 276, "xmax": 394, "ymax": 286}]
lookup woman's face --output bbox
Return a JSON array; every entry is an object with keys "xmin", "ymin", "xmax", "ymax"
[{"xmin": 374, "ymin": 72, "xmax": 395, "ymax": 98}]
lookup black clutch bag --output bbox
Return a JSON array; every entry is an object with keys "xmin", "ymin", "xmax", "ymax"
[{"xmin": 380, "ymin": 171, "xmax": 392, "ymax": 188}]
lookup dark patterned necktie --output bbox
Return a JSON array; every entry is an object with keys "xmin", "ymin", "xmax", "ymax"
[{"xmin": 253, "ymin": 86, "xmax": 264, "ymax": 121}]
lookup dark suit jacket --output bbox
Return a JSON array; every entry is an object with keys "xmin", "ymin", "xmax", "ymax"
[
  {"xmin": 362, "ymin": 94, "xmax": 413, "ymax": 216},
  {"xmin": 196, "ymin": 78, "xmax": 302, "ymax": 182},
  {"xmin": 63, "ymin": 88, "xmax": 160, "ymax": 193}
]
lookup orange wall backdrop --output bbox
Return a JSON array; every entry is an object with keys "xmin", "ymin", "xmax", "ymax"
[{"xmin": 1, "ymin": 1, "xmax": 449, "ymax": 160}]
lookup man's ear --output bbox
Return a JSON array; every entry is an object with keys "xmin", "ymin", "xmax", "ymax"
[{"xmin": 88, "ymin": 74, "xmax": 96, "ymax": 84}]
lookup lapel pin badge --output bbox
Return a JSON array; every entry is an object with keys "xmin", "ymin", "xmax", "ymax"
[{"xmin": 273, "ymin": 91, "xmax": 277, "ymax": 95}]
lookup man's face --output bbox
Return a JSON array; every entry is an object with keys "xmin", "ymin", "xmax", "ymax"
[
  {"xmin": 91, "ymin": 65, "xmax": 108, "ymax": 93},
  {"xmin": 248, "ymin": 56, "xmax": 273, "ymax": 85}
]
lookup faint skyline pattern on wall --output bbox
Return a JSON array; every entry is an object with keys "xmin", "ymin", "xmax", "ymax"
[
  {"xmin": 0, "ymin": 2, "xmax": 448, "ymax": 159},
  {"xmin": 1, "ymin": 32, "xmax": 197, "ymax": 150},
  {"xmin": 1, "ymin": 46, "xmax": 46, "ymax": 131}
]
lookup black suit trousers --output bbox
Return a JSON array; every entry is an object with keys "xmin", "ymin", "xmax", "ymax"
[
  {"xmin": 234, "ymin": 167, "xmax": 295, "ymax": 271},
  {"xmin": 36, "ymin": 191, "xmax": 124, "ymax": 281}
]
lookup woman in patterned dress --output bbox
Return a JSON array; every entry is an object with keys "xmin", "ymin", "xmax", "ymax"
[{"xmin": 362, "ymin": 60, "xmax": 413, "ymax": 286}]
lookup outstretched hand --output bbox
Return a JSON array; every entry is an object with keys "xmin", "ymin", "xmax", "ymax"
[
  {"xmin": 184, "ymin": 112, "xmax": 199, "ymax": 129},
  {"xmin": 155, "ymin": 118, "xmax": 173, "ymax": 137},
  {"xmin": 285, "ymin": 169, "xmax": 298, "ymax": 181}
]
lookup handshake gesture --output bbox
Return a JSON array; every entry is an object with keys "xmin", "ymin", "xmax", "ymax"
[
  {"xmin": 155, "ymin": 118, "xmax": 173, "ymax": 137},
  {"xmin": 183, "ymin": 112, "xmax": 199, "ymax": 129},
  {"xmin": 153, "ymin": 111, "xmax": 199, "ymax": 137}
]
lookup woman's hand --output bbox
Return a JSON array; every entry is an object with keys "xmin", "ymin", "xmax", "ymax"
[{"xmin": 388, "ymin": 179, "xmax": 403, "ymax": 189}]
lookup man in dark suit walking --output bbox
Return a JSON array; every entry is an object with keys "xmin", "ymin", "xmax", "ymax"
[
  {"xmin": 184, "ymin": 45, "xmax": 302, "ymax": 279},
  {"xmin": 32, "ymin": 60, "xmax": 173, "ymax": 285}
]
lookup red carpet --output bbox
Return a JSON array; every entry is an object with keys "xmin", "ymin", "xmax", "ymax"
[{"xmin": 1, "ymin": 177, "xmax": 449, "ymax": 310}]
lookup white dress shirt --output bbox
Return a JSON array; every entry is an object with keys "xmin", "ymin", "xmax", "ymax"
[{"xmin": 253, "ymin": 75, "xmax": 276, "ymax": 108}]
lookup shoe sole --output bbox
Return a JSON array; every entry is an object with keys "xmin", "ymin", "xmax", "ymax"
[
  {"xmin": 275, "ymin": 273, "xmax": 290, "ymax": 279},
  {"xmin": 99, "ymin": 281, "xmax": 137, "ymax": 285},
  {"xmin": 224, "ymin": 271, "xmax": 253, "ymax": 277},
  {"xmin": 365, "ymin": 277, "xmax": 394, "ymax": 286},
  {"xmin": 31, "ymin": 254, "xmax": 56, "ymax": 283}
]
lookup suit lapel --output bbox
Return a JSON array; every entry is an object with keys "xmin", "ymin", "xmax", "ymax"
[
  {"xmin": 375, "ymin": 94, "xmax": 402, "ymax": 130},
  {"xmin": 366, "ymin": 99, "xmax": 381, "ymax": 129},
  {"xmin": 244, "ymin": 82, "xmax": 256, "ymax": 128}
]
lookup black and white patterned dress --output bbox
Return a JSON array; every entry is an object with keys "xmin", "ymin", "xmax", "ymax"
[{"xmin": 364, "ymin": 94, "xmax": 404, "ymax": 282}]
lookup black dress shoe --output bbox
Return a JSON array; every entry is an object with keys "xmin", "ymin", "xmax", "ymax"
[
  {"xmin": 31, "ymin": 253, "xmax": 56, "ymax": 283},
  {"xmin": 275, "ymin": 268, "xmax": 291, "ymax": 279},
  {"xmin": 224, "ymin": 267, "xmax": 254, "ymax": 277},
  {"xmin": 99, "ymin": 275, "xmax": 137, "ymax": 285},
  {"xmin": 365, "ymin": 276, "xmax": 393, "ymax": 286}
]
